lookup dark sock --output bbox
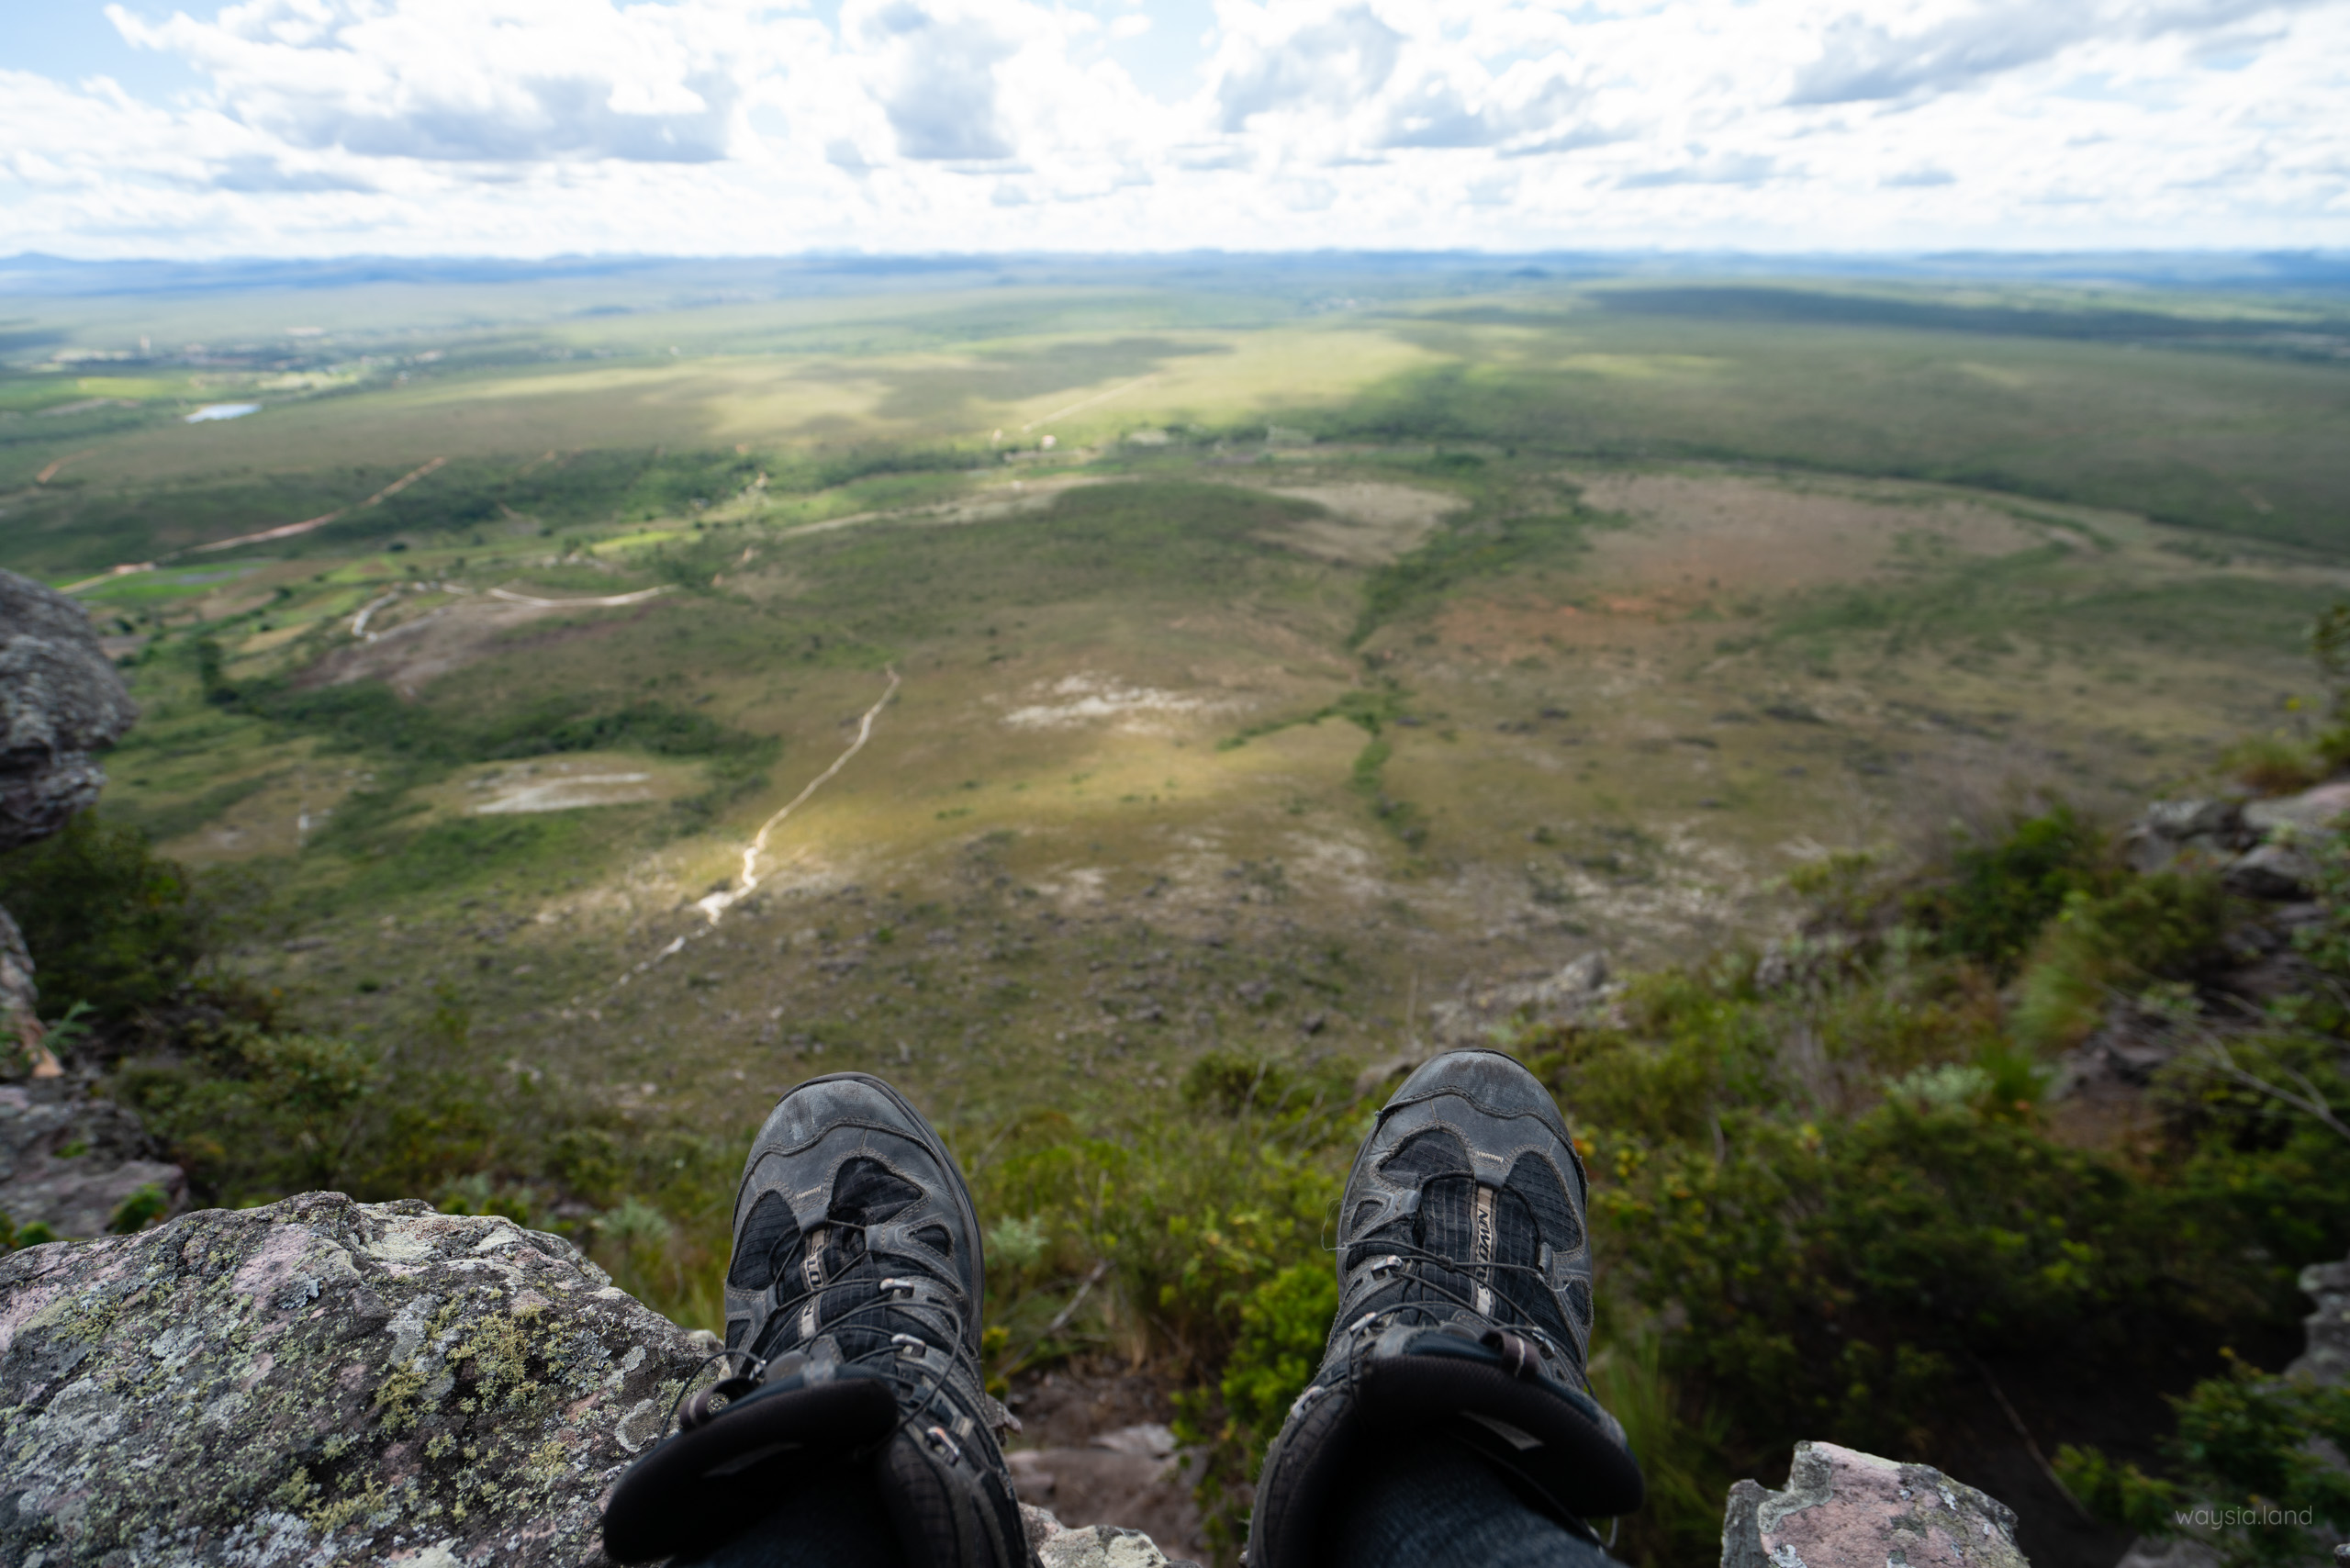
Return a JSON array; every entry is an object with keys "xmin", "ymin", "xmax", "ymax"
[
  {"xmin": 1333, "ymin": 1437, "xmax": 1619, "ymax": 1568},
  {"xmin": 675, "ymin": 1460, "xmax": 908, "ymax": 1568}
]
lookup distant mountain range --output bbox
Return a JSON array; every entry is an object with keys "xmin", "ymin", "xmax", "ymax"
[{"xmin": 4, "ymin": 249, "xmax": 2347, "ymax": 299}]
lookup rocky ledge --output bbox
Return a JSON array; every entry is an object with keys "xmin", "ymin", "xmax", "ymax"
[
  {"xmin": 0, "ymin": 1194, "xmax": 1196, "ymax": 1568},
  {"xmin": 20, "ymin": 1193, "xmax": 2260, "ymax": 1568}
]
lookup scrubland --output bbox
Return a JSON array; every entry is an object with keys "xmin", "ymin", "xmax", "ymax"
[{"xmin": 4, "ymin": 263, "xmax": 2347, "ymax": 1566}]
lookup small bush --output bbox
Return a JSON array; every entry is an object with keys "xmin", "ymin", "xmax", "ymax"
[
  {"xmin": 1907, "ymin": 804, "xmax": 2111, "ymax": 977},
  {"xmin": 106, "ymin": 1183, "xmax": 170, "ymax": 1234},
  {"xmin": 2059, "ymin": 1358, "xmax": 2350, "ymax": 1568},
  {"xmin": 0, "ymin": 812, "xmax": 201, "ymax": 1022},
  {"xmin": 1181, "ymin": 1259, "xmax": 1340, "ymax": 1555},
  {"xmin": 2219, "ymin": 734, "xmax": 2323, "ymax": 795},
  {"xmin": 2013, "ymin": 873, "xmax": 2231, "ymax": 1052}
]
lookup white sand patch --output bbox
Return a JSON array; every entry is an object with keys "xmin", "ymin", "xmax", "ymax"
[
  {"xmin": 1002, "ymin": 674, "xmax": 1225, "ymax": 733},
  {"xmin": 475, "ymin": 773, "xmax": 656, "ymax": 814}
]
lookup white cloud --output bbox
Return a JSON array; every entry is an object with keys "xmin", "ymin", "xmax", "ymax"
[{"xmin": 0, "ymin": 0, "xmax": 2337, "ymax": 255}]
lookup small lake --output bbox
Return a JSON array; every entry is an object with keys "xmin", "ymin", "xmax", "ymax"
[{"xmin": 185, "ymin": 403, "xmax": 260, "ymax": 423}]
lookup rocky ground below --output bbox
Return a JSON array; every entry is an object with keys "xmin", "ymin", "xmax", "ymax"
[{"xmin": 6, "ymin": 1193, "xmax": 2341, "ymax": 1567}]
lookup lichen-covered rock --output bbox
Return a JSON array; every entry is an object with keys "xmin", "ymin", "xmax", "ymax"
[
  {"xmin": 1020, "ymin": 1504, "xmax": 1199, "ymax": 1568},
  {"xmin": 2123, "ymin": 800, "xmax": 2254, "ymax": 876},
  {"xmin": 0, "ymin": 1193, "xmax": 713, "ymax": 1566},
  {"xmin": 2288, "ymin": 1249, "xmax": 2350, "ymax": 1385},
  {"xmin": 0, "ymin": 569, "xmax": 136, "ymax": 857},
  {"xmin": 1007, "ymin": 1423, "xmax": 1201, "ymax": 1562},
  {"xmin": 0, "ymin": 1081, "xmax": 185, "ymax": 1237},
  {"xmin": 1720, "ymin": 1440, "xmax": 2027, "ymax": 1568},
  {"xmin": 1426, "ymin": 951, "xmax": 1614, "ymax": 1047},
  {"xmin": 0, "ymin": 911, "xmax": 40, "ymax": 1075},
  {"xmin": 2223, "ymin": 842, "xmax": 2317, "ymax": 902}
]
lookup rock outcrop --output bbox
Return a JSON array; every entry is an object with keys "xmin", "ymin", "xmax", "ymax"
[
  {"xmin": 0, "ymin": 568, "xmax": 136, "ymax": 857},
  {"xmin": 0, "ymin": 1081, "xmax": 187, "ymax": 1238},
  {"xmin": 8, "ymin": 1193, "xmax": 2337, "ymax": 1568},
  {"xmin": 2125, "ymin": 783, "xmax": 2350, "ymax": 904},
  {"xmin": 0, "ymin": 567, "xmax": 137, "ymax": 1077},
  {"xmin": 2288, "ymin": 1250, "xmax": 2350, "ymax": 1385},
  {"xmin": 1425, "ymin": 951, "xmax": 1615, "ymax": 1047},
  {"xmin": 1720, "ymin": 1440, "xmax": 2029, "ymax": 1568},
  {"xmin": 0, "ymin": 912, "xmax": 38, "ymax": 1077},
  {"xmin": 0, "ymin": 1194, "xmax": 1196, "ymax": 1568},
  {"xmin": 0, "ymin": 1193, "xmax": 709, "ymax": 1566}
]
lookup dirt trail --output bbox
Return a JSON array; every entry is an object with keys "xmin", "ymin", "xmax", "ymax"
[{"xmin": 692, "ymin": 667, "xmax": 902, "ymax": 925}]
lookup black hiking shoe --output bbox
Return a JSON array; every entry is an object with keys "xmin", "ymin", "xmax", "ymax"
[
  {"xmin": 1247, "ymin": 1048, "xmax": 1643, "ymax": 1568},
  {"xmin": 603, "ymin": 1072, "xmax": 1034, "ymax": 1568}
]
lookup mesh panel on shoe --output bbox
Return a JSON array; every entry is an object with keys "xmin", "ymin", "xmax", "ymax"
[
  {"xmin": 1346, "ymin": 1128, "xmax": 1475, "ymax": 1275},
  {"xmin": 912, "ymin": 1224, "xmax": 953, "ymax": 1259},
  {"xmin": 833, "ymin": 1157, "xmax": 922, "ymax": 1224},
  {"xmin": 1504, "ymin": 1151, "xmax": 1584, "ymax": 1256},
  {"xmin": 1379, "ymin": 1127, "xmax": 1471, "ymax": 1183},
  {"xmin": 728, "ymin": 1189, "xmax": 801, "ymax": 1292},
  {"xmin": 1490, "ymin": 1167, "xmax": 1570, "ymax": 1345}
]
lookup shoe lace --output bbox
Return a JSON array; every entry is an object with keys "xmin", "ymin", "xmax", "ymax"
[
  {"xmin": 1335, "ymin": 1236, "xmax": 1577, "ymax": 1372},
  {"xmin": 754, "ymin": 1217, "xmax": 985, "ymax": 1442}
]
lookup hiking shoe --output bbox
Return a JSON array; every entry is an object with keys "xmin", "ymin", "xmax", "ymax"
[
  {"xmin": 1248, "ymin": 1048, "xmax": 1642, "ymax": 1568},
  {"xmin": 604, "ymin": 1072, "xmax": 1033, "ymax": 1567}
]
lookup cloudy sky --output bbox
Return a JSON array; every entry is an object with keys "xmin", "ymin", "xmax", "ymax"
[{"xmin": 3, "ymin": 0, "xmax": 2345, "ymax": 258}]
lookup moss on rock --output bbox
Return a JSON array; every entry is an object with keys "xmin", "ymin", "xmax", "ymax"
[{"xmin": 0, "ymin": 1192, "xmax": 715, "ymax": 1566}]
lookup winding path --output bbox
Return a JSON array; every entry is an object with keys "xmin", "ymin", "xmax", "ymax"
[{"xmin": 693, "ymin": 666, "xmax": 902, "ymax": 924}]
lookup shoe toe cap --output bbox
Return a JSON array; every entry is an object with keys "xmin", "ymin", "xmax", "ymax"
[
  {"xmin": 1392, "ymin": 1048, "xmax": 1558, "ymax": 1123},
  {"xmin": 761, "ymin": 1072, "xmax": 930, "ymax": 1153}
]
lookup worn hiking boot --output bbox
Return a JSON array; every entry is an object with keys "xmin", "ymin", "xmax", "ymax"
[
  {"xmin": 603, "ymin": 1072, "xmax": 1033, "ymax": 1567},
  {"xmin": 1248, "ymin": 1048, "xmax": 1643, "ymax": 1568}
]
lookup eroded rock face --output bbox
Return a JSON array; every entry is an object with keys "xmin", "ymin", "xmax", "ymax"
[
  {"xmin": 0, "ymin": 569, "xmax": 136, "ymax": 857},
  {"xmin": 1720, "ymin": 1440, "xmax": 2028, "ymax": 1568},
  {"xmin": 1021, "ymin": 1505, "xmax": 1199, "ymax": 1568},
  {"xmin": 1426, "ymin": 951, "xmax": 1615, "ymax": 1047},
  {"xmin": 0, "ymin": 1193, "xmax": 1211, "ymax": 1568},
  {"xmin": 0, "ymin": 1193, "xmax": 712, "ymax": 1567},
  {"xmin": 0, "ymin": 911, "xmax": 35, "ymax": 1063},
  {"xmin": 0, "ymin": 1082, "xmax": 185, "ymax": 1238},
  {"xmin": 2288, "ymin": 1250, "xmax": 2350, "ymax": 1387}
]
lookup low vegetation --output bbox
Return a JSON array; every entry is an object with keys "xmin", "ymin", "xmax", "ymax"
[
  {"xmin": 8, "ymin": 756, "xmax": 2344, "ymax": 1563},
  {"xmin": 8, "ymin": 265, "xmax": 2350, "ymax": 1567}
]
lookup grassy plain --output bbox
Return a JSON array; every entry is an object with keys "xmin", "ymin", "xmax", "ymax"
[
  {"xmin": 6, "ymin": 257, "xmax": 2345, "ymax": 1141},
  {"xmin": 5, "ymin": 258, "xmax": 2348, "ymax": 1563}
]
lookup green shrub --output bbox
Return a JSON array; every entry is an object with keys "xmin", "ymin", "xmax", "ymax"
[
  {"xmin": 2060, "ymin": 1358, "xmax": 2350, "ymax": 1568},
  {"xmin": 0, "ymin": 812, "xmax": 201, "ymax": 1022},
  {"xmin": 106, "ymin": 1183, "xmax": 170, "ymax": 1234},
  {"xmin": 1587, "ymin": 1326, "xmax": 1731, "ymax": 1568},
  {"xmin": 2219, "ymin": 734, "xmax": 2324, "ymax": 795},
  {"xmin": 1597, "ymin": 1095, "xmax": 2284, "ymax": 1487},
  {"xmin": 1908, "ymin": 804, "xmax": 2110, "ymax": 977},
  {"xmin": 1180, "ymin": 1259, "xmax": 1341, "ymax": 1555},
  {"xmin": 2013, "ymin": 873, "xmax": 2231, "ymax": 1052}
]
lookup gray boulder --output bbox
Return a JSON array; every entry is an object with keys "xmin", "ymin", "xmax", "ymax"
[
  {"xmin": 0, "ymin": 569, "xmax": 136, "ymax": 856},
  {"xmin": 2288, "ymin": 1249, "xmax": 2350, "ymax": 1386},
  {"xmin": 0, "ymin": 1081, "xmax": 185, "ymax": 1237},
  {"xmin": 1720, "ymin": 1440, "xmax": 2028, "ymax": 1568},
  {"xmin": 0, "ymin": 909, "xmax": 36, "ymax": 1071},
  {"xmin": 0, "ymin": 1193, "xmax": 711, "ymax": 1567},
  {"xmin": 1427, "ymin": 951, "xmax": 1614, "ymax": 1047},
  {"xmin": 2124, "ymin": 801, "xmax": 2252, "ymax": 875},
  {"xmin": 0, "ymin": 1193, "xmax": 1203, "ymax": 1568},
  {"xmin": 2243, "ymin": 781, "xmax": 2350, "ymax": 839},
  {"xmin": 1022, "ymin": 1505, "xmax": 1199, "ymax": 1568},
  {"xmin": 2222, "ymin": 843, "xmax": 2317, "ymax": 902}
]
